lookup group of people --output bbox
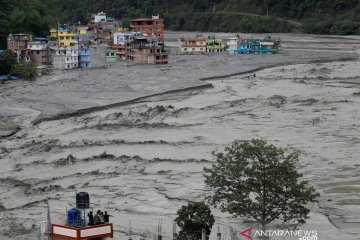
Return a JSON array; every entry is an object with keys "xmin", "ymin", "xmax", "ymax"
[{"xmin": 87, "ymin": 210, "xmax": 112, "ymax": 225}]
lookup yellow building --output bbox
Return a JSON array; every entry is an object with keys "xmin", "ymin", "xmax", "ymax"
[{"xmin": 58, "ymin": 31, "xmax": 77, "ymax": 47}]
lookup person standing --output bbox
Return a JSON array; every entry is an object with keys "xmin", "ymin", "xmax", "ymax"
[
  {"xmin": 94, "ymin": 210, "xmax": 101, "ymax": 225},
  {"xmin": 99, "ymin": 211, "xmax": 105, "ymax": 224},
  {"xmin": 87, "ymin": 211, "xmax": 94, "ymax": 226},
  {"xmin": 103, "ymin": 211, "xmax": 112, "ymax": 223}
]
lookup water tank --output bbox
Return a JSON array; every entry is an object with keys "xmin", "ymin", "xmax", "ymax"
[
  {"xmin": 67, "ymin": 208, "xmax": 81, "ymax": 226},
  {"xmin": 76, "ymin": 192, "xmax": 90, "ymax": 209}
]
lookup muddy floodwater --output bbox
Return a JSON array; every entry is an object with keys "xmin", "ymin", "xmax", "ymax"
[{"xmin": 0, "ymin": 32, "xmax": 360, "ymax": 240}]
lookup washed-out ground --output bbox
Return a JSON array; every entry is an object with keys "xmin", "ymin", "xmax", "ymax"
[{"xmin": 0, "ymin": 32, "xmax": 360, "ymax": 240}]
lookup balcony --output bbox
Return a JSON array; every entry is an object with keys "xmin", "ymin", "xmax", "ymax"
[{"xmin": 52, "ymin": 223, "xmax": 113, "ymax": 239}]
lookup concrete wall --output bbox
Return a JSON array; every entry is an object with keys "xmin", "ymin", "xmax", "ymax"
[{"xmin": 90, "ymin": 45, "xmax": 106, "ymax": 68}]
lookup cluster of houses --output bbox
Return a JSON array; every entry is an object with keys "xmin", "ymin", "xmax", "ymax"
[
  {"xmin": 179, "ymin": 34, "xmax": 281, "ymax": 55},
  {"xmin": 5, "ymin": 11, "xmax": 282, "ymax": 73},
  {"xmin": 6, "ymin": 13, "xmax": 168, "ymax": 70}
]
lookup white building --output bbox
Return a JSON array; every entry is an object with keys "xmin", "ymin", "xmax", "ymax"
[
  {"xmin": 94, "ymin": 12, "xmax": 106, "ymax": 23},
  {"xmin": 113, "ymin": 32, "xmax": 134, "ymax": 45},
  {"xmin": 225, "ymin": 37, "xmax": 239, "ymax": 55},
  {"xmin": 179, "ymin": 36, "xmax": 207, "ymax": 54},
  {"xmin": 51, "ymin": 45, "xmax": 79, "ymax": 70}
]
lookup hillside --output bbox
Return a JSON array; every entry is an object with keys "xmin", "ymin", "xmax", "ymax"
[{"xmin": 0, "ymin": 0, "xmax": 359, "ymax": 48}]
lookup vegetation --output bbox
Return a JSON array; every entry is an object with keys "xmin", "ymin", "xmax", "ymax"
[
  {"xmin": 204, "ymin": 139, "xmax": 318, "ymax": 230},
  {"xmin": 1, "ymin": 0, "xmax": 359, "ymax": 49},
  {"xmin": 175, "ymin": 202, "xmax": 215, "ymax": 240},
  {"xmin": 10, "ymin": 61, "xmax": 37, "ymax": 80},
  {"xmin": 0, "ymin": 49, "xmax": 17, "ymax": 75}
]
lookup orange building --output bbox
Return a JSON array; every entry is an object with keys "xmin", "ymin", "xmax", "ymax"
[{"xmin": 130, "ymin": 15, "xmax": 164, "ymax": 42}]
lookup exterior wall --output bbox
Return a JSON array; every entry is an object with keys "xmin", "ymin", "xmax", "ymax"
[
  {"xmin": 106, "ymin": 50, "xmax": 117, "ymax": 63},
  {"xmin": 179, "ymin": 38, "xmax": 206, "ymax": 54},
  {"xmin": 227, "ymin": 44, "xmax": 238, "ymax": 55},
  {"xmin": 181, "ymin": 46, "xmax": 206, "ymax": 54},
  {"xmin": 90, "ymin": 45, "xmax": 106, "ymax": 68},
  {"xmin": 7, "ymin": 34, "xmax": 32, "ymax": 51},
  {"xmin": 94, "ymin": 12, "xmax": 106, "ymax": 23},
  {"xmin": 130, "ymin": 18, "xmax": 164, "ymax": 42},
  {"xmin": 79, "ymin": 48, "xmax": 91, "ymax": 68},
  {"xmin": 21, "ymin": 50, "xmax": 31, "ymax": 62},
  {"xmin": 28, "ymin": 43, "xmax": 50, "ymax": 66},
  {"xmin": 114, "ymin": 32, "xmax": 134, "ymax": 45},
  {"xmin": 225, "ymin": 38, "xmax": 238, "ymax": 46},
  {"xmin": 51, "ymin": 47, "xmax": 79, "ymax": 69},
  {"xmin": 58, "ymin": 32, "xmax": 76, "ymax": 47},
  {"xmin": 206, "ymin": 39, "xmax": 225, "ymax": 53}
]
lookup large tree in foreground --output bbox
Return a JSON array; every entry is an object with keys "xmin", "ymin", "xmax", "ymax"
[
  {"xmin": 204, "ymin": 139, "xmax": 318, "ymax": 231},
  {"xmin": 175, "ymin": 202, "xmax": 215, "ymax": 240}
]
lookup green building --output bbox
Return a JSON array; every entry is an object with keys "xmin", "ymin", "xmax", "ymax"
[
  {"xmin": 106, "ymin": 48, "xmax": 117, "ymax": 63},
  {"xmin": 206, "ymin": 36, "xmax": 225, "ymax": 53}
]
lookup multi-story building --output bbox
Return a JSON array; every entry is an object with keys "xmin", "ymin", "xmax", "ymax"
[
  {"xmin": 111, "ymin": 45, "xmax": 126, "ymax": 60},
  {"xmin": 206, "ymin": 36, "xmax": 225, "ymax": 53},
  {"xmin": 130, "ymin": 15, "xmax": 164, "ymax": 42},
  {"xmin": 179, "ymin": 35, "xmax": 207, "ymax": 54},
  {"xmin": 113, "ymin": 30, "xmax": 134, "ymax": 60},
  {"xmin": 76, "ymin": 26, "xmax": 95, "ymax": 43},
  {"xmin": 114, "ymin": 31, "xmax": 134, "ymax": 45},
  {"xmin": 7, "ymin": 33, "xmax": 33, "ymax": 61},
  {"xmin": 225, "ymin": 37, "xmax": 239, "ymax": 55},
  {"xmin": 94, "ymin": 12, "xmax": 107, "ymax": 23},
  {"xmin": 57, "ymin": 29, "xmax": 77, "ymax": 47},
  {"xmin": 126, "ymin": 35, "xmax": 168, "ymax": 64},
  {"xmin": 106, "ymin": 48, "xmax": 117, "ymax": 64},
  {"xmin": 27, "ymin": 38, "xmax": 51, "ymax": 66},
  {"xmin": 78, "ymin": 43, "xmax": 91, "ymax": 68},
  {"xmin": 51, "ymin": 43, "xmax": 79, "ymax": 70}
]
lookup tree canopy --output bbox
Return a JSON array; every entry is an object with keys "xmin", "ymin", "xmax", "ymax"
[
  {"xmin": 175, "ymin": 202, "xmax": 215, "ymax": 240},
  {"xmin": 204, "ymin": 139, "xmax": 318, "ymax": 230},
  {"xmin": 1, "ymin": 0, "xmax": 359, "ymax": 49}
]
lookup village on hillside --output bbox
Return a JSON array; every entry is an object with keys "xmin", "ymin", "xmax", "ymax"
[{"xmin": 3, "ymin": 12, "xmax": 282, "ymax": 74}]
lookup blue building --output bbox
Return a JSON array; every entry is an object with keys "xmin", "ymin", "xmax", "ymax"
[
  {"xmin": 236, "ymin": 37, "xmax": 280, "ymax": 54},
  {"xmin": 79, "ymin": 47, "xmax": 90, "ymax": 68}
]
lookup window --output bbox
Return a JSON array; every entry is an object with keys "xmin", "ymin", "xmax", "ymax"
[
  {"xmin": 37, "ymin": 51, "xmax": 40, "ymax": 54},
  {"xmin": 106, "ymin": 53, "xmax": 109, "ymax": 56},
  {"xmin": 66, "ymin": 37, "xmax": 70, "ymax": 40},
  {"xmin": 200, "ymin": 48, "xmax": 203, "ymax": 50},
  {"xmin": 67, "ymin": 58, "xmax": 69, "ymax": 61},
  {"xmin": 192, "ymin": 48, "xmax": 195, "ymax": 51}
]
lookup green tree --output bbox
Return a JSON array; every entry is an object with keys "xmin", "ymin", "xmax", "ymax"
[
  {"xmin": 0, "ymin": 49, "xmax": 17, "ymax": 75},
  {"xmin": 175, "ymin": 202, "xmax": 215, "ymax": 240},
  {"xmin": 204, "ymin": 139, "xmax": 318, "ymax": 231},
  {"xmin": 11, "ymin": 61, "xmax": 37, "ymax": 80}
]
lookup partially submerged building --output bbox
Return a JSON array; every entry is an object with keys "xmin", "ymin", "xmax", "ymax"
[
  {"xmin": 113, "ymin": 30, "xmax": 134, "ymax": 60},
  {"xmin": 51, "ymin": 43, "xmax": 79, "ymax": 69},
  {"xmin": 27, "ymin": 38, "xmax": 51, "ymax": 67},
  {"xmin": 179, "ymin": 35, "xmax": 207, "ymax": 54},
  {"xmin": 225, "ymin": 37, "xmax": 239, "ymax": 55},
  {"xmin": 206, "ymin": 36, "xmax": 225, "ymax": 53},
  {"xmin": 126, "ymin": 34, "xmax": 168, "ymax": 64},
  {"xmin": 236, "ymin": 36, "xmax": 280, "ymax": 54},
  {"xmin": 78, "ymin": 43, "xmax": 91, "ymax": 68},
  {"xmin": 106, "ymin": 47, "xmax": 117, "ymax": 64}
]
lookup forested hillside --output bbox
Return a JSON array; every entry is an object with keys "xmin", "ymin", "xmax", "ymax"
[{"xmin": 1, "ymin": 0, "xmax": 360, "ymax": 48}]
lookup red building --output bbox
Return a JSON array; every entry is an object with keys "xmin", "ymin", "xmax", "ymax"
[{"xmin": 130, "ymin": 15, "xmax": 164, "ymax": 42}]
